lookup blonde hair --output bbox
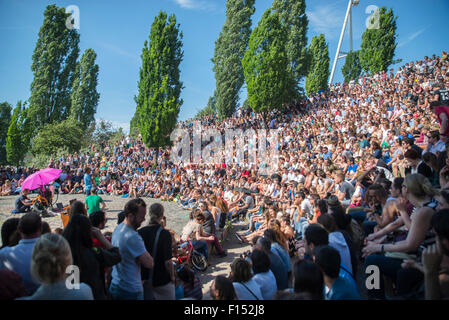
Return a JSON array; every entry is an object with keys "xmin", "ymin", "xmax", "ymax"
[
  {"xmin": 404, "ymin": 173, "xmax": 439, "ymax": 199},
  {"xmin": 31, "ymin": 233, "xmax": 72, "ymax": 284}
]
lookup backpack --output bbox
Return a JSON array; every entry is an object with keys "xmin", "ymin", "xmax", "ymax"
[{"xmin": 219, "ymin": 211, "xmax": 228, "ymax": 229}]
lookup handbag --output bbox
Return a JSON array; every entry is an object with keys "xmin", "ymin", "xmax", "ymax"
[{"xmin": 143, "ymin": 226, "xmax": 162, "ymax": 300}]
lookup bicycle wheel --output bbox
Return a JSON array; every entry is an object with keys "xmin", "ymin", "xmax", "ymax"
[{"xmin": 190, "ymin": 250, "xmax": 208, "ymax": 272}]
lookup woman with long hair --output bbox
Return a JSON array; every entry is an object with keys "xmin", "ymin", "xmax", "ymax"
[
  {"xmin": 63, "ymin": 215, "xmax": 121, "ymax": 300},
  {"xmin": 230, "ymin": 258, "xmax": 263, "ymax": 300},
  {"xmin": 363, "ymin": 173, "xmax": 439, "ymax": 299},
  {"xmin": 209, "ymin": 275, "xmax": 236, "ymax": 300},
  {"xmin": 20, "ymin": 233, "xmax": 93, "ymax": 300}
]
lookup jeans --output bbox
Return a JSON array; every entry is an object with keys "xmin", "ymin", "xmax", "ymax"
[
  {"xmin": 293, "ymin": 214, "xmax": 309, "ymax": 239},
  {"xmin": 348, "ymin": 211, "xmax": 366, "ymax": 225},
  {"xmin": 363, "ymin": 220, "xmax": 378, "ymax": 236},
  {"xmin": 85, "ymin": 189, "xmax": 91, "ymax": 196},
  {"xmin": 396, "ymin": 267, "xmax": 424, "ymax": 297},
  {"xmin": 364, "ymin": 253, "xmax": 404, "ymax": 299},
  {"xmin": 205, "ymin": 234, "xmax": 224, "ymax": 254},
  {"xmin": 349, "ymin": 211, "xmax": 378, "ymax": 236},
  {"xmin": 232, "ymin": 208, "xmax": 247, "ymax": 221},
  {"xmin": 191, "ymin": 240, "xmax": 208, "ymax": 259},
  {"xmin": 109, "ymin": 284, "xmax": 143, "ymax": 300}
]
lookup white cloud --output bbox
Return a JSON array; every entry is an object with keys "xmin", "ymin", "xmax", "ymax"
[
  {"xmin": 173, "ymin": 0, "xmax": 217, "ymax": 11},
  {"xmin": 307, "ymin": 1, "xmax": 347, "ymax": 39},
  {"xmin": 398, "ymin": 27, "xmax": 427, "ymax": 48}
]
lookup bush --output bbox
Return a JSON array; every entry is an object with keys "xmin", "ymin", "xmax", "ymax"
[{"xmin": 31, "ymin": 119, "xmax": 84, "ymax": 159}]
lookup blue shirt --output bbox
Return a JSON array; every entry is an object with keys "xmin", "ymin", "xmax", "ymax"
[
  {"xmin": 271, "ymin": 243, "xmax": 292, "ymax": 273},
  {"xmin": 84, "ymin": 173, "xmax": 92, "ymax": 191},
  {"xmin": 253, "ymin": 270, "xmax": 277, "ymax": 300},
  {"xmin": 347, "ymin": 164, "xmax": 358, "ymax": 173},
  {"xmin": 18, "ymin": 280, "xmax": 93, "ymax": 300},
  {"xmin": 111, "ymin": 223, "xmax": 147, "ymax": 293},
  {"xmin": 0, "ymin": 238, "xmax": 40, "ymax": 295},
  {"xmin": 325, "ymin": 276, "xmax": 361, "ymax": 300},
  {"xmin": 268, "ymin": 251, "xmax": 289, "ymax": 290},
  {"xmin": 323, "ymin": 151, "xmax": 332, "ymax": 160}
]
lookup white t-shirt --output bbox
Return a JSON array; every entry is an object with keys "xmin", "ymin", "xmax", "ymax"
[
  {"xmin": 301, "ymin": 198, "xmax": 314, "ymax": 218},
  {"xmin": 253, "ymin": 271, "xmax": 277, "ymax": 300},
  {"xmin": 233, "ymin": 278, "xmax": 264, "ymax": 300}
]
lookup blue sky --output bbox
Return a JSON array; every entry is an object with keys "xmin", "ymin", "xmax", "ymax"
[{"xmin": 1, "ymin": 0, "xmax": 448, "ymax": 132}]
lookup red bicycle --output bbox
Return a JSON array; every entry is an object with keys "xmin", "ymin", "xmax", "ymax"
[{"xmin": 173, "ymin": 240, "xmax": 208, "ymax": 272}]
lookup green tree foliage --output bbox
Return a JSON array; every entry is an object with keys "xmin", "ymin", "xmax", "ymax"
[
  {"xmin": 305, "ymin": 34, "xmax": 329, "ymax": 96},
  {"xmin": 341, "ymin": 50, "xmax": 362, "ymax": 83},
  {"xmin": 0, "ymin": 102, "xmax": 12, "ymax": 164},
  {"xmin": 31, "ymin": 119, "xmax": 84, "ymax": 158},
  {"xmin": 129, "ymin": 111, "xmax": 140, "ymax": 138},
  {"xmin": 360, "ymin": 6, "xmax": 397, "ymax": 74},
  {"xmin": 272, "ymin": 0, "xmax": 309, "ymax": 89},
  {"xmin": 212, "ymin": 0, "xmax": 255, "ymax": 119},
  {"xmin": 6, "ymin": 102, "xmax": 28, "ymax": 166},
  {"xmin": 93, "ymin": 120, "xmax": 118, "ymax": 148},
  {"xmin": 242, "ymin": 9, "xmax": 294, "ymax": 115},
  {"xmin": 195, "ymin": 95, "xmax": 217, "ymax": 119},
  {"xmin": 27, "ymin": 4, "xmax": 80, "ymax": 131},
  {"xmin": 70, "ymin": 48, "xmax": 100, "ymax": 130},
  {"xmin": 135, "ymin": 11, "xmax": 183, "ymax": 149}
]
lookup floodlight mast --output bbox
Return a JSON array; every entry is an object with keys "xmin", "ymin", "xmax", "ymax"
[{"xmin": 328, "ymin": 0, "xmax": 359, "ymax": 85}]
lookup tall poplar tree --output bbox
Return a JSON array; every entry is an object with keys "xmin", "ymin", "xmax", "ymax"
[
  {"xmin": 135, "ymin": 11, "xmax": 183, "ymax": 150},
  {"xmin": 6, "ymin": 102, "xmax": 27, "ymax": 166},
  {"xmin": 28, "ymin": 4, "xmax": 80, "ymax": 130},
  {"xmin": 342, "ymin": 50, "xmax": 362, "ymax": 83},
  {"xmin": 212, "ymin": 0, "xmax": 255, "ymax": 119},
  {"xmin": 0, "ymin": 102, "xmax": 12, "ymax": 164},
  {"xmin": 305, "ymin": 34, "xmax": 329, "ymax": 96},
  {"xmin": 70, "ymin": 48, "xmax": 100, "ymax": 130},
  {"xmin": 272, "ymin": 0, "xmax": 309, "ymax": 90},
  {"xmin": 360, "ymin": 6, "xmax": 397, "ymax": 74},
  {"xmin": 242, "ymin": 9, "xmax": 294, "ymax": 116}
]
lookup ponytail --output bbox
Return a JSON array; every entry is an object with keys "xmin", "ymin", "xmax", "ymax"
[{"xmin": 405, "ymin": 173, "xmax": 439, "ymax": 198}]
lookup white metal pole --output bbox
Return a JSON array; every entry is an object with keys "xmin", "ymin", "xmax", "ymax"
[
  {"xmin": 349, "ymin": 5, "xmax": 353, "ymax": 52},
  {"xmin": 329, "ymin": 0, "xmax": 353, "ymax": 85}
]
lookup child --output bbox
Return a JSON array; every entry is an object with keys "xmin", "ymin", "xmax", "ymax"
[{"xmin": 176, "ymin": 265, "xmax": 203, "ymax": 300}]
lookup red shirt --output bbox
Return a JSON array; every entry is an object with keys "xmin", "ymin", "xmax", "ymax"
[
  {"xmin": 435, "ymin": 105, "xmax": 449, "ymax": 136},
  {"xmin": 92, "ymin": 235, "xmax": 111, "ymax": 249}
]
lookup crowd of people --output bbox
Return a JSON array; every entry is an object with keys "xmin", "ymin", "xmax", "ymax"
[{"xmin": 1, "ymin": 51, "xmax": 449, "ymax": 300}]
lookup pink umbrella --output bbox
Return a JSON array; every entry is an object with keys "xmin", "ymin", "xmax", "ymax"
[{"xmin": 21, "ymin": 168, "xmax": 62, "ymax": 191}]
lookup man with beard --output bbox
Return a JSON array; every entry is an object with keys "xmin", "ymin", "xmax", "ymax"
[{"xmin": 109, "ymin": 198, "xmax": 154, "ymax": 300}]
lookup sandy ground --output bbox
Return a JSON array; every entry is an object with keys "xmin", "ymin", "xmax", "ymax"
[{"xmin": 0, "ymin": 194, "xmax": 251, "ymax": 299}]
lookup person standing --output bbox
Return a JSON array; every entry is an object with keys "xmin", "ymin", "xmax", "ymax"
[
  {"xmin": 0, "ymin": 212, "xmax": 42, "ymax": 295},
  {"xmin": 109, "ymin": 199, "xmax": 154, "ymax": 300},
  {"xmin": 138, "ymin": 203, "xmax": 175, "ymax": 300},
  {"xmin": 84, "ymin": 168, "xmax": 93, "ymax": 196},
  {"xmin": 85, "ymin": 188, "xmax": 106, "ymax": 215}
]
